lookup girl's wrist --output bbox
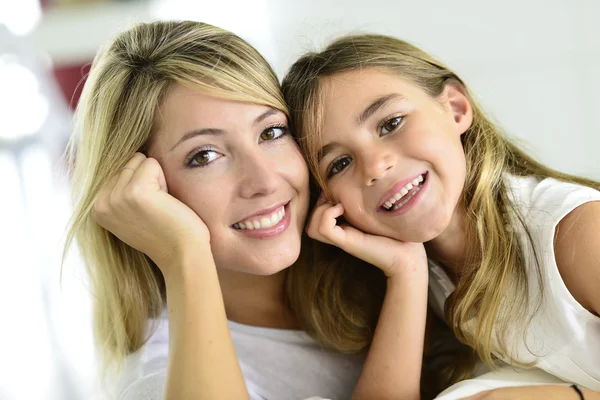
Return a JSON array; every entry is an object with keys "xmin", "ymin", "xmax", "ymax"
[{"xmin": 386, "ymin": 262, "xmax": 428, "ymax": 286}]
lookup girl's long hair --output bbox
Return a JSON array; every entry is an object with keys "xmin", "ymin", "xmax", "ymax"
[{"xmin": 282, "ymin": 33, "xmax": 600, "ymax": 393}]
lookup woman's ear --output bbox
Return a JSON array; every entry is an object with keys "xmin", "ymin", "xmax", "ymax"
[{"xmin": 443, "ymin": 81, "xmax": 473, "ymax": 136}]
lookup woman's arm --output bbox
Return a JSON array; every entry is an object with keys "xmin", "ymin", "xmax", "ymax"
[
  {"xmin": 307, "ymin": 200, "xmax": 428, "ymax": 400},
  {"xmin": 163, "ymin": 246, "xmax": 247, "ymax": 400},
  {"xmin": 93, "ymin": 153, "xmax": 248, "ymax": 400}
]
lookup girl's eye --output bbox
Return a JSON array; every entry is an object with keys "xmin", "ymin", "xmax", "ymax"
[
  {"xmin": 260, "ymin": 126, "xmax": 289, "ymax": 141},
  {"xmin": 187, "ymin": 149, "xmax": 222, "ymax": 168},
  {"xmin": 380, "ymin": 116, "xmax": 403, "ymax": 136},
  {"xmin": 327, "ymin": 156, "xmax": 352, "ymax": 178}
]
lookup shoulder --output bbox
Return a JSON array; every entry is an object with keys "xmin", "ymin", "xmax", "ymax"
[
  {"xmin": 554, "ymin": 200, "xmax": 600, "ymax": 316},
  {"xmin": 506, "ymin": 175, "xmax": 600, "ymax": 316},
  {"xmin": 117, "ymin": 369, "xmax": 167, "ymax": 400},
  {"xmin": 115, "ymin": 312, "xmax": 169, "ymax": 399},
  {"xmin": 506, "ymin": 175, "xmax": 600, "ymax": 217}
]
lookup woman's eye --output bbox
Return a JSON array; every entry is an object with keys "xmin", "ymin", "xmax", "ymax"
[
  {"xmin": 260, "ymin": 126, "xmax": 288, "ymax": 141},
  {"xmin": 380, "ymin": 116, "xmax": 403, "ymax": 136},
  {"xmin": 327, "ymin": 156, "xmax": 352, "ymax": 178},
  {"xmin": 188, "ymin": 150, "xmax": 222, "ymax": 167}
]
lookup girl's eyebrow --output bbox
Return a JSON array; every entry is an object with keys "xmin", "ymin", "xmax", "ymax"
[
  {"xmin": 318, "ymin": 93, "xmax": 405, "ymax": 161},
  {"xmin": 318, "ymin": 141, "xmax": 339, "ymax": 162},
  {"xmin": 357, "ymin": 93, "xmax": 404, "ymax": 126}
]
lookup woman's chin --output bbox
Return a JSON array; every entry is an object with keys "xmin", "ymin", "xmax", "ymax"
[{"xmin": 215, "ymin": 244, "xmax": 302, "ymax": 277}]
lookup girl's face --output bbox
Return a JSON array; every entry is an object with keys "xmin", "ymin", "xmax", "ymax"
[
  {"xmin": 316, "ymin": 68, "xmax": 472, "ymax": 243},
  {"xmin": 149, "ymin": 84, "xmax": 309, "ymax": 275}
]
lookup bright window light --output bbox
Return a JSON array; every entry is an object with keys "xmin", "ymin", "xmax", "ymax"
[
  {"xmin": 0, "ymin": 0, "xmax": 42, "ymax": 36},
  {"xmin": 0, "ymin": 57, "xmax": 49, "ymax": 141}
]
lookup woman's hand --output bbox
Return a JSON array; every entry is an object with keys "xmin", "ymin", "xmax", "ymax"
[
  {"xmin": 92, "ymin": 152, "xmax": 210, "ymax": 273},
  {"xmin": 307, "ymin": 197, "xmax": 427, "ymax": 278}
]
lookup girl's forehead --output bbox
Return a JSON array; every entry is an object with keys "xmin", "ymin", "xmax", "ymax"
[{"xmin": 322, "ymin": 69, "xmax": 420, "ymax": 103}]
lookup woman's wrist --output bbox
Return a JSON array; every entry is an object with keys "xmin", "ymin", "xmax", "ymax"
[{"xmin": 162, "ymin": 240, "xmax": 216, "ymax": 289}]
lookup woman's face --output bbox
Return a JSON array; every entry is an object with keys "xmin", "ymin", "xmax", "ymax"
[{"xmin": 149, "ymin": 84, "xmax": 309, "ymax": 275}]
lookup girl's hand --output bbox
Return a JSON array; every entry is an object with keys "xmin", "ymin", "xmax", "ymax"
[
  {"xmin": 307, "ymin": 197, "xmax": 427, "ymax": 277},
  {"xmin": 461, "ymin": 385, "xmax": 595, "ymax": 400},
  {"xmin": 92, "ymin": 152, "xmax": 210, "ymax": 273}
]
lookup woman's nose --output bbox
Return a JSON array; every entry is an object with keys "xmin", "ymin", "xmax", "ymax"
[{"xmin": 237, "ymin": 150, "xmax": 280, "ymax": 198}]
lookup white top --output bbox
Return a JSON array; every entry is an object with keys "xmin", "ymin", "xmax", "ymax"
[
  {"xmin": 429, "ymin": 175, "xmax": 600, "ymax": 391},
  {"xmin": 114, "ymin": 310, "xmax": 364, "ymax": 400}
]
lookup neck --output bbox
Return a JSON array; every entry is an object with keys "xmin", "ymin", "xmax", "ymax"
[
  {"xmin": 424, "ymin": 202, "xmax": 474, "ymax": 283},
  {"xmin": 217, "ymin": 267, "xmax": 299, "ymax": 330}
]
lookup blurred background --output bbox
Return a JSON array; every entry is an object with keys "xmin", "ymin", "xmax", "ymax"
[{"xmin": 0, "ymin": 0, "xmax": 598, "ymax": 399}]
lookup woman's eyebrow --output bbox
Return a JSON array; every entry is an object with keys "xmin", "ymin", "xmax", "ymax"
[{"xmin": 169, "ymin": 128, "xmax": 224, "ymax": 152}]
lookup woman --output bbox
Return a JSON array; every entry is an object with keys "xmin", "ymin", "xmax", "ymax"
[{"xmin": 64, "ymin": 21, "xmax": 394, "ymax": 400}]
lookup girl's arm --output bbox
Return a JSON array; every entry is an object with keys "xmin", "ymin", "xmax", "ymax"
[
  {"xmin": 463, "ymin": 202, "xmax": 600, "ymax": 400},
  {"xmin": 93, "ymin": 153, "xmax": 248, "ymax": 400},
  {"xmin": 352, "ymin": 268, "xmax": 428, "ymax": 400},
  {"xmin": 308, "ymin": 201, "xmax": 428, "ymax": 400},
  {"xmin": 462, "ymin": 385, "xmax": 600, "ymax": 399},
  {"xmin": 554, "ymin": 202, "xmax": 600, "ymax": 318}
]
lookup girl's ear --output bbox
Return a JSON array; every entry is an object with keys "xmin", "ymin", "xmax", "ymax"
[{"xmin": 443, "ymin": 81, "xmax": 473, "ymax": 136}]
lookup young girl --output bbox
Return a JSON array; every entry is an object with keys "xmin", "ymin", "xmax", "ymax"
[{"xmin": 282, "ymin": 34, "xmax": 600, "ymax": 399}]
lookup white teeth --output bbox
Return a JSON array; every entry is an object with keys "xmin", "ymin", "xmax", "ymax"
[
  {"xmin": 260, "ymin": 217, "xmax": 273, "ymax": 228},
  {"xmin": 382, "ymin": 174, "xmax": 426, "ymax": 210},
  {"xmin": 389, "ymin": 185, "xmax": 422, "ymax": 211},
  {"xmin": 235, "ymin": 205, "xmax": 285, "ymax": 230}
]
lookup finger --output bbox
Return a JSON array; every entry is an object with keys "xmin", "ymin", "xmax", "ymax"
[
  {"xmin": 113, "ymin": 152, "xmax": 147, "ymax": 192},
  {"xmin": 315, "ymin": 191, "xmax": 331, "ymax": 207},
  {"xmin": 316, "ymin": 203, "xmax": 345, "ymax": 243},
  {"xmin": 127, "ymin": 157, "xmax": 167, "ymax": 196},
  {"xmin": 306, "ymin": 202, "xmax": 341, "ymax": 243}
]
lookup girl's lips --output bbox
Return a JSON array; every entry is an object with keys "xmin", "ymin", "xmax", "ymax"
[
  {"xmin": 377, "ymin": 173, "xmax": 428, "ymax": 216},
  {"xmin": 377, "ymin": 171, "xmax": 428, "ymax": 209},
  {"xmin": 233, "ymin": 202, "xmax": 291, "ymax": 239}
]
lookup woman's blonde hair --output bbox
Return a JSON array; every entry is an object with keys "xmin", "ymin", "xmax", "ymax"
[
  {"xmin": 282, "ymin": 33, "xmax": 600, "ymax": 392},
  {"xmin": 64, "ymin": 21, "xmax": 386, "ymax": 376}
]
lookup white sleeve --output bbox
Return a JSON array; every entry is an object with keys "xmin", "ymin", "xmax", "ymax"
[
  {"xmin": 115, "ymin": 354, "xmax": 167, "ymax": 400},
  {"xmin": 118, "ymin": 369, "xmax": 166, "ymax": 400}
]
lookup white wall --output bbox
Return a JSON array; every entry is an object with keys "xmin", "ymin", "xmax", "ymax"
[
  {"xmin": 264, "ymin": 0, "xmax": 600, "ymax": 178},
  {"xmin": 30, "ymin": 0, "xmax": 600, "ymax": 177}
]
